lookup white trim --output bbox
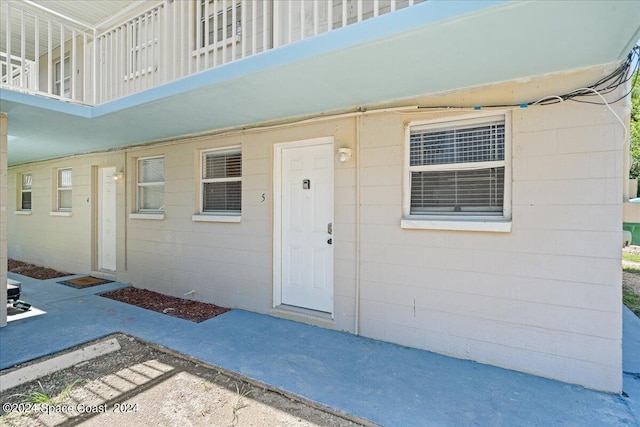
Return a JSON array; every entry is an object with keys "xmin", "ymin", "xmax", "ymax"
[
  {"xmin": 50, "ymin": 211, "xmax": 72, "ymax": 217},
  {"xmin": 136, "ymin": 155, "xmax": 165, "ymax": 213},
  {"xmin": 273, "ymin": 136, "xmax": 334, "ymax": 310},
  {"xmin": 192, "ymin": 214, "xmax": 241, "ymax": 223},
  {"xmin": 14, "ymin": 210, "xmax": 32, "ymax": 215},
  {"xmin": 129, "ymin": 212, "xmax": 165, "ymax": 220},
  {"xmin": 401, "ymin": 218, "xmax": 512, "ymax": 233},
  {"xmin": 199, "ymin": 145, "xmax": 242, "ymax": 215},
  {"xmin": 403, "ymin": 111, "xmax": 512, "ymax": 224}
]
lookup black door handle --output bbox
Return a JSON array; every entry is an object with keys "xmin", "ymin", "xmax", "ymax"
[{"xmin": 327, "ymin": 238, "xmax": 332, "ymax": 245}]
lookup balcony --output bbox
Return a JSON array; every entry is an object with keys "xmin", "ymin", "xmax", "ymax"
[{"xmin": 1, "ymin": 0, "xmax": 423, "ymax": 106}]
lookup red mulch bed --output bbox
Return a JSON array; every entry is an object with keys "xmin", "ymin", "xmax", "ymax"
[
  {"xmin": 101, "ymin": 288, "xmax": 231, "ymax": 323},
  {"xmin": 8, "ymin": 258, "xmax": 230, "ymax": 323},
  {"xmin": 9, "ymin": 259, "xmax": 71, "ymax": 280}
]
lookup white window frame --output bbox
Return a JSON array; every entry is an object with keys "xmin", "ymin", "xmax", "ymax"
[
  {"xmin": 20, "ymin": 172, "xmax": 32, "ymax": 211},
  {"xmin": 199, "ymin": 0, "xmax": 242, "ymax": 50},
  {"xmin": 54, "ymin": 56, "xmax": 71, "ymax": 97},
  {"xmin": 136, "ymin": 155, "xmax": 165, "ymax": 214},
  {"xmin": 401, "ymin": 112, "xmax": 512, "ymax": 232},
  {"xmin": 56, "ymin": 167, "xmax": 72, "ymax": 212},
  {"xmin": 193, "ymin": 146, "xmax": 242, "ymax": 222}
]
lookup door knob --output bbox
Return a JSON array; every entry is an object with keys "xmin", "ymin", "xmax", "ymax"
[{"xmin": 327, "ymin": 238, "xmax": 332, "ymax": 245}]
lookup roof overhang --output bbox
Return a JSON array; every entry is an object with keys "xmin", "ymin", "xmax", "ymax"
[{"xmin": 2, "ymin": 0, "xmax": 639, "ymax": 166}]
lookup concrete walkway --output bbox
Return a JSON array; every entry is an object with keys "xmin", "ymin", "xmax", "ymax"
[{"xmin": 1, "ymin": 273, "xmax": 639, "ymax": 426}]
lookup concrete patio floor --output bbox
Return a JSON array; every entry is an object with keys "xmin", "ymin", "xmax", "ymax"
[{"xmin": 1, "ymin": 273, "xmax": 639, "ymax": 426}]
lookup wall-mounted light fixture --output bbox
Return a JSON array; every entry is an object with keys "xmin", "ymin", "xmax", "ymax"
[
  {"xmin": 336, "ymin": 148, "xmax": 352, "ymax": 163},
  {"xmin": 113, "ymin": 169, "xmax": 125, "ymax": 181}
]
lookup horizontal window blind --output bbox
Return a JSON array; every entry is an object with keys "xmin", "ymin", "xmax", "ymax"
[
  {"xmin": 202, "ymin": 148, "xmax": 242, "ymax": 214},
  {"xmin": 203, "ymin": 181, "xmax": 241, "ymax": 212},
  {"xmin": 410, "ymin": 168, "xmax": 504, "ymax": 215},
  {"xmin": 204, "ymin": 150, "xmax": 241, "ymax": 180},
  {"xmin": 410, "ymin": 121, "xmax": 504, "ymax": 167},
  {"xmin": 58, "ymin": 168, "xmax": 72, "ymax": 188},
  {"xmin": 139, "ymin": 157, "xmax": 164, "ymax": 183}
]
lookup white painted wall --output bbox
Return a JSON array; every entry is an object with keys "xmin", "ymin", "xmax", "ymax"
[
  {"xmin": 6, "ymin": 81, "xmax": 625, "ymax": 392},
  {"xmin": 8, "ymin": 153, "xmax": 126, "ymax": 275},
  {"xmin": 0, "ymin": 113, "xmax": 8, "ymax": 327},
  {"xmin": 356, "ymin": 101, "xmax": 623, "ymax": 393}
]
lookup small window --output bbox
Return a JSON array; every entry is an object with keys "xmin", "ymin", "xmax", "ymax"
[
  {"xmin": 405, "ymin": 115, "xmax": 510, "ymax": 221},
  {"xmin": 54, "ymin": 56, "xmax": 71, "ymax": 97},
  {"xmin": 201, "ymin": 147, "xmax": 242, "ymax": 215},
  {"xmin": 200, "ymin": 1, "xmax": 241, "ymax": 48},
  {"xmin": 137, "ymin": 156, "xmax": 165, "ymax": 212},
  {"xmin": 57, "ymin": 168, "xmax": 72, "ymax": 211},
  {"xmin": 20, "ymin": 173, "xmax": 32, "ymax": 210}
]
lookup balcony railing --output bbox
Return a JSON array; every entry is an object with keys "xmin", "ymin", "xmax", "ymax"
[{"xmin": 1, "ymin": 0, "xmax": 422, "ymax": 106}]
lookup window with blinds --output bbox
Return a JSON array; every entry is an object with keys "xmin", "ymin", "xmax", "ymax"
[
  {"xmin": 201, "ymin": 147, "xmax": 242, "ymax": 214},
  {"xmin": 57, "ymin": 168, "xmax": 72, "ymax": 211},
  {"xmin": 407, "ymin": 116, "xmax": 507, "ymax": 217},
  {"xmin": 137, "ymin": 156, "xmax": 165, "ymax": 212},
  {"xmin": 21, "ymin": 172, "xmax": 32, "ymax": 210}
]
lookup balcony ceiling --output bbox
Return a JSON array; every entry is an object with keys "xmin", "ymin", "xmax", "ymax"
[
  {"xmin": 14, "ymin": 0, "xmax": 145, "ymax": 29},
  {"xmin": 2, "ymin": 0, "xmax": 640, "ymax": 166}
]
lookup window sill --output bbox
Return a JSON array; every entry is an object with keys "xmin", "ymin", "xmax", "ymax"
[
  {"xmin": 401, "ymin": 218, "xmax": 511, "ymax": 233},
  {"xmin": 192, "ymin": 214, "xmax": 241, "ymax": 223},
  {"xmin": 129, "ymin": 213, "xmax": 164, "ymax": 220},
  {"xmin": 50, "ymin": 211, "xmax": 72, "ymax": 217},
  {"xmin": 14, "ymin": 210, "xmax": 32, "ymax": 215}
]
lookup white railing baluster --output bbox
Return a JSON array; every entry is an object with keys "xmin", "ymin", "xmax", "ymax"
[
  {"xmin": 152, "ymin": 10, "xmax": 157, "ymax": 86},
  {"xmin": 222, "ymin": 0, "xmax": 227, "ymax": 64},
  {"xmin": 327, "ymin": 0, "xmax": 333, "ymax": 31},
  {"xmin": 196, "ymin": 0, "xmax": 202, "ymax": 71},
  {"xmin": 342, "ymin": 0, "xmax": 347, "ymax": 28},
  {"xmin": 262, "ymin": 0, "xmax": 267, "ymax": 51},
  {"xmin": 241, "ymin": 0, "xmax": 246, "ymax": 57},
  {"xmin": 300, "ymin": 0, "xmax": 305, "ymax": 40},
  {"xmin": 60, "ymin": 23, "xmax": 64, "ymax": 97},
  {"xmin": 313, "ymin": 0, "xmax": 318, "ymax": 36},
  {"xmin": 188, "ymin": 1, "xmax": 193, "ymax": 74},
  {"xmin": 287, "ymin": 0, "xmax": 292, "ymax": 44},
  {"xmin": 212, "ymin": 0, "xmax": 218, "ymax": 67},
  {"xmin": 82, "ymin": 32, "xmax": 87, "ymax": 102},
  {"xmin": 204, "ymin": 0, "xmax": 210, "ymax": 69},
  {"xmin": 171, "ymin": 2, "xmax": 176, "ymax": 80},
  {"xmin": 147, "ymin": 12, "xmax": 152, "ymax": 88},
  {"xmin": 232, "ymin": 0, "xmax": 237, "ymax": 60},
  {"xmin": 391, "ymin": 0, "xmax": 396, "ymax": 12},
  {"xmin": 179, "ymin": 2, "xmax": 185, "ymax": 77},
  {"xmin": 71, "ymin": 29, "xmax": 77, "ymax": 100},
  {"xmin": 6, "ymin": 6, "xmax": 11, "ymax": 88},
  {"xmin": 92, "ymin": 28, "xmax": 97, "ymax": 103},
  {"xmin": 374, "ymin": 0, "xmax": 379, "ymax": 17},
  {"xmin": 409, "ymin": 0, "xmax": 415, "ymax": 6},
  {"xmin": 35, "ymin": 16, "xmax": 40, "ymax": 92},
  {"xmin": 252, "ymin": 0, "xmax": 257, "ymax": 55},
  {"xmin": 357, "ymin": 0, "xmax": 363, "ymax": 22},
  {"xmin": 20, "ymin": 9, "xmax": 25, "ymax": 89}
]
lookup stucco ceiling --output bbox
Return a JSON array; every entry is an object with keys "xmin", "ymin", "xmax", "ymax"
[{"xmin": 2, "ymin": 0, "xmax": 640, "ymax": 166}]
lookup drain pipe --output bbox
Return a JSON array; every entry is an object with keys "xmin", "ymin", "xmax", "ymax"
[{"xmin": 354, "ymin": 115, "xmax": 362, "ymax": 335}]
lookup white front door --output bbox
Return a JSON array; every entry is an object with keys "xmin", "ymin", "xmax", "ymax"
[
  {"xmin": 98, "ymin": 167, "xmax": 117, "ymax": 271},
  {"xmin": 278, "ymin": 140, "xmax": 334, "ymax": 313}
]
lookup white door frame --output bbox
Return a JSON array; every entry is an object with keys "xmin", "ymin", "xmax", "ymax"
[
  {"xmin": 97, "ymin": 166, "xmax": 117, "ymax": 272},
  {"xmin": 273, "ymin": 136, "xmax": 334, "ymax": 312}
]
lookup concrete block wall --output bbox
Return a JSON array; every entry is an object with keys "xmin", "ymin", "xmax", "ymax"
[
  {"xmin": 355, "ymin": 100, "xmax": 623, "ymax": 392},
  {"xmin": 8, "ymin": 153, "xmax": 126, "ymax": 275},
  {"xmin": 5, "ymin": 88, "xmax": 625, "ymax": 391}
]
